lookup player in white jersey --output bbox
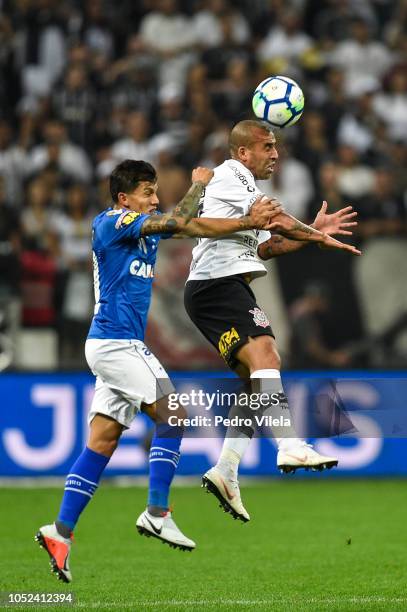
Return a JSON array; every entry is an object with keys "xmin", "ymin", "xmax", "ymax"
[{"xmin": 184, "ymin": 120, "xmax": 361, "ymax": 522}]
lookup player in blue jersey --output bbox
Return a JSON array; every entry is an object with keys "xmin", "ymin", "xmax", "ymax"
[{"xmin": 35, "ymin": 159, "xmax": 283, "ymax": 582}]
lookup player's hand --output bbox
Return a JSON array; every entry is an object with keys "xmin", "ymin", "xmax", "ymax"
[
  {"xmin": 250, "ymin": 196, "xmax": 283, "ymax": 229},
  {"xmin": 313, "ymin": 201, "xmax": 358, "ymax": 236},
  {"xmin": 192, "ymin": 167, "xmax": 214, "ymax": 186},
  {"xmin": 319, "ymin": 233, "xmax": 362, "ymax": 255}
]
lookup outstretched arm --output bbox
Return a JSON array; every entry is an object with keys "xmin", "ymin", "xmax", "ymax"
[
  {"xmin": 258, "ymin": 229, "xmax": 361, "ymax": 258},
  {"xmin": 258, "ymin": 201, "xmax": 359, "ymax": 259},
  {"xmin": 177, "ymin": 216, "xmax": 256, "ymax": 237},
  {"xmin": 258, "ymin": 234, "xmax": 300, "ymax": 259},
  {"xmin": 141, "ymin": 167, "xmax": 213, "ymax": 236},
  {"xmin": 174, "ymin": 195, "xmax": 283, "ymax": 238}
]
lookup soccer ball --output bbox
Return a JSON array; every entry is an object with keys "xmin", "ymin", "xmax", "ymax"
[{"xmin": 252, "ymin": 76, "xmax": 304, "ymax": 128}]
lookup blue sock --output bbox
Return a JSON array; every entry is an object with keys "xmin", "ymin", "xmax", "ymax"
[
  {"xmin": 57, "ymin": 447, "xmax": 110, "ymax": 532},
  {"xmin": 148, "ymin": 431, "xmax": 182, "ymax": 511}
]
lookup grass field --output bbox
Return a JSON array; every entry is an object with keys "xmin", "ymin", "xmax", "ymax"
[{"xmin": 0, "ymin": 480, "xmax": 406, "ymax": 611}]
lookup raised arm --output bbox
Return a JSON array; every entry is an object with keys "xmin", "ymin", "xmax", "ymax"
[{"xmin": 141, "ymin": 167, "xmax": 213, "ymax": 236}]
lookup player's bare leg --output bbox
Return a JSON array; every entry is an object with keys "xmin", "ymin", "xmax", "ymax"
[
  {"xmin": 87, "ymin": 414, "xmax": 124, "ymax": 456},
  {"xmin": 203, "ymin": 336, "xmax": 337, "ymax": 521},
  {"xmin": 233, "ymin": 336, "xmax": 338, "ymax": 472},
  {"xmin": 36, "ymin": 415, "xmax": 122, "ymax": 582}
]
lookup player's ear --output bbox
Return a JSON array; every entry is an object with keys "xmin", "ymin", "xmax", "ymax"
[
  {"xmin": 237, "ymin": 145, "xmax": 247, "ymax": 160},
  {"xmin": 117, "ymin": 192, "xmax": 129, "ymax": 208}
]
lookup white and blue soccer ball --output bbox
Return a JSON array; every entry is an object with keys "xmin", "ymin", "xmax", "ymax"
[{"xmin": 252, "ymin": 75, "xmax": 304, "ymax": 128}]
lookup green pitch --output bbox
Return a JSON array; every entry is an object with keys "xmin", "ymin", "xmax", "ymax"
[{"xmin": 0, "ymin": 480, "xmax": 406, "ymax": 611}]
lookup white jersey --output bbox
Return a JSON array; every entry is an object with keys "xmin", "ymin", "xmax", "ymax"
[{"xmin": 188, "ymin": 159, "xmax": 270, "ymax": 281}]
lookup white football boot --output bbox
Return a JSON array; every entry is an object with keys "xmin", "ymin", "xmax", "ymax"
[
  {"xmin": 35, "ymin": 523, "xmax": 73, "ymax": 583},
  {"xmin": 277, "ymin": 441, "xmax": 338, "ymax": 474},
  {"xmin": 202, "ymin": 466, "xmax": 250, "ymax": 523},
  {"xmin": 136, "ymin": 509, "xmax": 196, "ymax": 551}
]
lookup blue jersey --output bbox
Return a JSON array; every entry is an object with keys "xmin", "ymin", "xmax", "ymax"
[{"xmin": 88, "ymin": 207, "xmax": 164, "ymax": 341}]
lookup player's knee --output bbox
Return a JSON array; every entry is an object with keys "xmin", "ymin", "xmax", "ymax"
[
  {"xmin": 175, "ymin": 405, "xmax": 187, "ymax": 434},
  {"xmin": 108, "ymin": 439, "xmax": 120, "ymax": 456},
  {"xmin": 89, "ymin": 428, "xmax": 121, "ymax": 456},
  {"xmin": 255, "ymin": 337, "xmax": 281, "ymax": 369},
  {"xmin": 175, "ymin": 404, "xmax": 187, "ymax": 423},
  {"xmin": 88, "ymin": 414, "xmax": 123, "ymax": 457},
  {"xmin": 142, "ymin": 401, "xmax": 157, "ymax": 421},
  {"xmin": 266, "ymin": 345, "xmax": 281, "ymax": 370},
  {"xmin": 238, "ymin": 336, "xmax": 281, "ymax": 371}
]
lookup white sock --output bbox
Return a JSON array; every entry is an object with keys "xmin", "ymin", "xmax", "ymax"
[
  {"xmin": 216, "ymin": 437, "xmax": 250, "ymax": 479},
  {"xmin": 276, "ymin": 438, "xmax": 305, "ymax": 451},
  {"xmin": 250, "ymin": 368, "xmax": 302, "ymax": 450}
]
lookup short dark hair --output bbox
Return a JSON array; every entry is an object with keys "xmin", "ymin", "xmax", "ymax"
[{"xmin": 109, "ymin": 159, "xmax": 157, "ymax": 203}]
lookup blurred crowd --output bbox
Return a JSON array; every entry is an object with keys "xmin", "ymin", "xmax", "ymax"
[{"xmin": 0, "ymin": 0, "xmax": 406, "ymax": 370}]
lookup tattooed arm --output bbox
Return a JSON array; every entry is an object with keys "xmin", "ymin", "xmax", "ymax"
[
  {"xmin": 180, "ymin": 197, "xmax": 326, "ymax": 241},
  {"xmin": 270, "ymin": 212, "xmax": 326, "ymax": 242},
  {"xmin": 175, "ymin": 215, "xmax": 260, "ymax": 238},
  {"xmin": 258, "ymin": 234, "xmax": 303, "ymax": 259},
  {"xmin": 175, "ymin": 195, "xmax": 283, "ymax": 238},
  {"xmin": 258, "ymin": 201, "xmax": 360, "ymax": 259},
  {"xmin": 141, "ymin": 167, "xmax": 213, "ymax": 236},
  {"xmin": 258, "ymin": 227, "xmax": 361, "ymax": 258}
]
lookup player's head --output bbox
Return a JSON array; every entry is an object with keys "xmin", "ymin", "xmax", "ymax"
[
  {"xmin": 110, "ymin": 159, "xmax": 159, "ymax": 214},
  {"xmin": 229, "ymin": 120, "xmax": 278, "ymax": 180}
]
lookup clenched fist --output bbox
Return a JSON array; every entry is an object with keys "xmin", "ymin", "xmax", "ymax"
[{"xmin": 192, "ymin": 167, "xmax": 214, "ymax": 186}]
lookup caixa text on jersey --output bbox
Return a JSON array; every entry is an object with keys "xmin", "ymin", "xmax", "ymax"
[{"xmin": 129, "ymin": 260, "xmax": 155, "ymax": 278}]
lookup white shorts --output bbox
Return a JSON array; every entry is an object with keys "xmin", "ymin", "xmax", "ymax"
[{"xmin": 85, "ymin": 339, "xmax": 174, "ymax": 429}]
